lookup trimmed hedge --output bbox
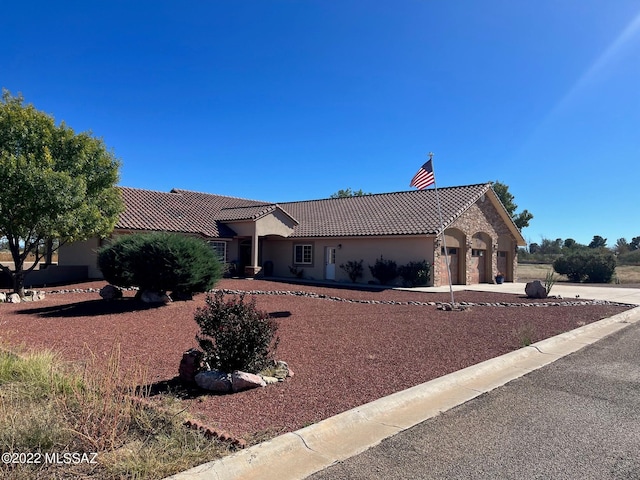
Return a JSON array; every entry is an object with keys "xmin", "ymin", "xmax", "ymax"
[{"xmin": 98, "ymin": 232, "xmax": 222, "ymax": 295}]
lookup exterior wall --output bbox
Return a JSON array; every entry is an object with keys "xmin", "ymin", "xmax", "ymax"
[
  {"xmin": 58, "ymin": 237, "xmax": 103, "ymax": 279},
  {"xmin": 262, "ymin": 236, "xmax": 436, "ymax": 286},
  {"xmin": 432, "ymin": 197, "xmax": 518, "ymax": 286}
]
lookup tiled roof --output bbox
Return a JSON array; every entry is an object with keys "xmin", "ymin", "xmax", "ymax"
[
  {"xmin": 116, "ymin": 187, "xmax": 269, "ymax": 237},
  {"xmin": 116, "ymin": 183, "xmax": 494, "ymax": 238},
  {"xmin": 281, "ymin": 183, "xmax": 493, "ymax": 237}
]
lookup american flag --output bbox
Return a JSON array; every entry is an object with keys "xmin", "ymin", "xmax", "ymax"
[{"xmin": 410, "ymin": 159, "xmax": 435, "ymax": 189}]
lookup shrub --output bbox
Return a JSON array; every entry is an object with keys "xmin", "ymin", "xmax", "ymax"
[
  {"xmin": 398, "ymin": 260, "xmax": 431, "ymax": 287},
  {"xmin": 98, "ymin": 232, "xmax": 222, "ymax": 296},
  {"xmin": 194, "ymin": 291, "xmax": 279, "ymax": 373},
  {"xmin": 553, "ymin": 250, "xmax": 616, "ymax": 283},
  {"xmin": 368, "ymin": 256, "xmax": 398, "ymax": 285},
  {"xmin": 618, "ymin": 250, "xmax": 640, "ymax": 265},
  {"xmin": 339, "ymin": 259, "xmax": 364, "ymax": 283}
]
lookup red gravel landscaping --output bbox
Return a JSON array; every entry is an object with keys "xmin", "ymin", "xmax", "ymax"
[{"xmin": 0, "ymin": 279, "xmax": 631, "ymax": 442}]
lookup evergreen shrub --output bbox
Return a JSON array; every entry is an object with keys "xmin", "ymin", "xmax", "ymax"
[
  {"xmin": 194, "ymin": 292, "xmax": 279, "ymax": 373},
  {"xmin": 398, "ymin": 260, "xmax": 431, "ymax": 287},
  {"xmin": 368, "ymin": 256, "xmax": 398, "ymax": 285},
  {"xmin": 98, "ymin": 232, "xmax": 222, "ymax": 295}
]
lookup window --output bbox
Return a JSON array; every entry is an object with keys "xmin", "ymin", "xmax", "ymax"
[
  {"xmin": 441, "ymin": 247, "xmax": 457, "ymax": 255},
  {"xmin": 208, "ymin": 241, "xmax": 227, "ymax": 263},
  {"xmin": 472, "ymin": 249, "xmax": 485, "ymax": 257},
  {"xmin": 294, "ymin": 244, "xmax": 313, "ymax": 264}
]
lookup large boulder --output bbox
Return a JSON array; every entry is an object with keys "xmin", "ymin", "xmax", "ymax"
[
  {"xmin": 231, "ymin": 371, "xmax": 266, "ymax": 392},
  {"xmin": 140, "ymin": 290, "xmax": 172, "ymax": 304},
  {"xmin": 525, "ymin": 280, "xmax": 548, "ymax": 299},
  {"xmin": 195, "ymin": 370, "xmax": 232, "ymax": 393},
  {"xmin": 100, "ymin": 284, "xmax": 123, "ymax": 300},
  {"xmin": 179, "ymin": 348, "xmax": 203, "ymax": 384},
  {"xmin": 0, "ymin": 292, "xmax": 6, "ymax": 303}
]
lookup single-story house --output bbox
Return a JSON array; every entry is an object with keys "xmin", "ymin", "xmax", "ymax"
[{"xmin": 58, "ymin": 182, "xmax": 526, "ymax": 286}]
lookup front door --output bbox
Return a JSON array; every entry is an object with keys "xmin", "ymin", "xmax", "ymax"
[{"xmin": 325, "ymin": 247, "xmax": 336, "ymax": 280}]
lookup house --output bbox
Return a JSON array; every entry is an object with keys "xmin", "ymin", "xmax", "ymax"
[{"xmin": 58, "ymin": 182, "xmax": 526, "ymax": 286}]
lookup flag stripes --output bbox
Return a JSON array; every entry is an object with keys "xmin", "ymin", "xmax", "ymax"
[{"xmin": 410, "ymin": 159, "xmax": 435, "ymax": 189}]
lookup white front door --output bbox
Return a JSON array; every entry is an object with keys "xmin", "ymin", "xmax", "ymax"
[{"xmin": 325, "ymin": 247, "xmax": 336, "ymax": 280}]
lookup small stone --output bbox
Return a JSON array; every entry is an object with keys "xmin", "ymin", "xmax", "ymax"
[
  {"xmin": 261, "ymin": 375, "xmax": 279, "ymax": 385},
  {"xmin": 7, "ymin": 293, "xmax": 21, "ymax": 304},
  {"xmin": 0, "ymin": 292, "xmax": 6, "ymax": 302}
]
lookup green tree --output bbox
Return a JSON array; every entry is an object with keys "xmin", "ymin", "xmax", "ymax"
[
  {"xmin": 614, "ymin": 238, "xmax": 630, "ymax": 255},
  {"xmin": 630, "ymin": 236, "xmax": 640, "ymax": 251},
  {"xmin": 492, "ymin": 181, "xmax": 533, "ymax": 230},
  {"xmin": 0, "ymin": 90, "xmax": 123, "ymax": 296},
  {"xmin": 588, "ymin": 235, "xmax": 607, "ymax": 249},
  {"xmin": 330, "ymin": 188, "xmax": 370, "ymax": 198}
]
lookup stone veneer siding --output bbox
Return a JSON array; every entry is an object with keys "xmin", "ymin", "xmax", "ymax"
[{"xmin": 432, "ymin": 198, "xmax": 519, "ymax": 286}]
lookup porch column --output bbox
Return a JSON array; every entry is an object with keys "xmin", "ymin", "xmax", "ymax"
[{"xmin": 244, "ymin": 228, "xmax": 262, "ymax": 277}]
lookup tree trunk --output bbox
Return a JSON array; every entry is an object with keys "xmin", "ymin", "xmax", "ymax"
[
  {"xmin": 44, "ymin": 238, "xmax": 54, "ymax": 266},
  {"xmin": 13, "ymin": 268, "xmax": 25, "ymax": 298}
]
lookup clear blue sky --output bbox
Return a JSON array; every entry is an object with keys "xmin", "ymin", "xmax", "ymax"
[{"xmin": 3, "ymin": 1, "xmax": 639, "ymax": 246}]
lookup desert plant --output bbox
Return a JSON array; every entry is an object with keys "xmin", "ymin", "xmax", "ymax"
[
  {"xmin": 544, "ymin": 270, "xmax": 557, "ymax": 295},
  {"xmin": 368, "ymin": 256, "xmax": 398, "ymax": 285},
  {"xmin": 339, "ymin": 259, "xmax": 364, "ymax": 283},
  {"xmin": 288, "ymin": 265, "xmax": 304, "ymax": 279},
  {"xmin": 398, "ymin": 260, "xmax": 431, "ymax": 287},
  {"xmin": 98, "ymin": 232, "xmax": 222, "ymax": 296},
  {"xmin": 194, "ymin": 292, "xmax": 279, "ymax": 373}
]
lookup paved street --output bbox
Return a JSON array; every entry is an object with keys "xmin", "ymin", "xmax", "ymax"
[{"xmin": 307, "ymin": 320, "xmax": 640, "ymax": 480}]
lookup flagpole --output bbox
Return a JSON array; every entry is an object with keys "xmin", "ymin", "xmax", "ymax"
[{"xmin": 429, "ymin": 152, "xmax": 455, "ymax": 305}]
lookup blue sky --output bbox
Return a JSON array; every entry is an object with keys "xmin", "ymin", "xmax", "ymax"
[{"xmin": 3, "ymin": 1, "xmax": 639, "ymax": 246}]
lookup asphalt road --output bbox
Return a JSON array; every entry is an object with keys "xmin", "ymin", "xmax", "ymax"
[{"xmin": 307, "ymin": 321, "xmax": 640, "ymax": 480}]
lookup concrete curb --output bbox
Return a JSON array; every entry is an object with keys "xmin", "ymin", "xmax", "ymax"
[{"xmin": 166, "ymin": 306, "xmax": 640, "ymax": 480}]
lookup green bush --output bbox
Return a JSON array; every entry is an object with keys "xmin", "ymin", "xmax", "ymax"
[
  {"xmin": 98, "ymin": 232, "xmax": 222, "ymax": 295},
  {"xmin": 194, "ymin": 292, "xmax": 279, "ymax": 373},
  {"xmin": 368, "ymin": 256, "xmax": 398, "ymax": 285},
  {"xmin": 618, "ymin": 250, "xmax": 640, "ymax": 265},
  {"xmin": 339, "ymin": 259, "xmax": 364, "ymax": 283},
  {"xmin": 553, "ymin": 250, "xmax": 616, "ymax": 283},
  {"xmin": 398, "ymin": 260, "xmax": 431, "ymax": 287}
]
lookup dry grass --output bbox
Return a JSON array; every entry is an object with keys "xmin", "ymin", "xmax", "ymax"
[
  {"xmin": 518, "ymin": 263, "xmax": 640, "ymax": 285},
  {"xmin": 0, "ymin": 344, "xmax": 233, "ymax": 479}
]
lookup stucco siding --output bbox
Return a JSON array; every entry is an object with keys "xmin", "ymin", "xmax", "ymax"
[
  {"xmin": 58, "ymin": 237, "xmax": 103, "ymax": 279},
  {"xmin": 262, "ymin": 236, "xmax": 435, "ymax": 286}
]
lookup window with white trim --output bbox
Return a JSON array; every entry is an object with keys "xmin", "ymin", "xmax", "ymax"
[
  {"xmin": 294, "ymin": 244, "xmax": 313, "ymax": 264},
  {"xmin": 208, "ymin": 241, "xmax": 227, "ymax": 263}
]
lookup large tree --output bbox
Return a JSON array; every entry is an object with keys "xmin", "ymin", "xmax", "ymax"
[
  {"xmin": 492, "ymin": 181, "xmax": 533, "ymax": 230},
  {"xmin": 0, "ymin": 90, "xmax": 123, "ymax": 296}
]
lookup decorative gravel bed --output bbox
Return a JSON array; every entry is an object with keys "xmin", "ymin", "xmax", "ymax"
[{"xmin": 0, "ymin": 279, "xmax": 632, "ymax": 443}]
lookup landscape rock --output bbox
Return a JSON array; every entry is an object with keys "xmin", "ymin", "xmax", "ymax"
[
  {"xmin": 260, "ymin": 375, "xmax": 279, "ymax": 385},
  {"xmin": 100, "ymin": 284, "xmax": 123, "ymax": 300},
  {"xmin": 140, "ymin": 290, "xmax": 172, "ymax": 304},
  {"xmin": 7, "ymin": 293, "xmax": 21, "ymax": 303},
  {"xmin": 231, "ymin": 370, "xmax": 266, "ymax": 392},
  {"xmin": 525, "ymin": 280, "xmax": 548, "ymax": 299},
  {"xmin": 195, "ymin": 370, "xmax": 232, "ymax": 393},
  {"xmin": 0, "ymin": 292, "xmax": 6, "ymax": 302},
  {"xmin": 179, "ymin": 348, "xmax": 203, "ymax": 384}
]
